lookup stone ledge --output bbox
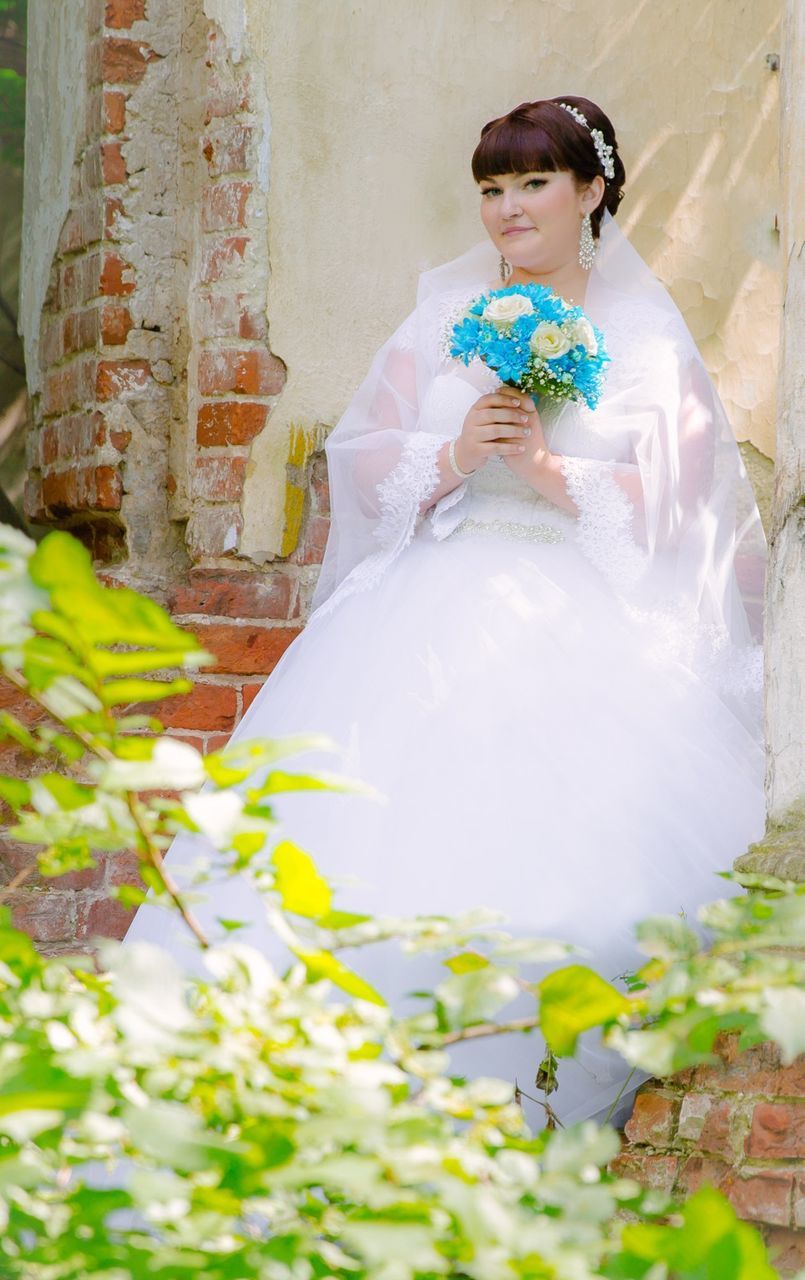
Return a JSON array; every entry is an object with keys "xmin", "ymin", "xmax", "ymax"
[{"xmin": 734, "ymin": 798, "xmax": 805, "ymax": 884}]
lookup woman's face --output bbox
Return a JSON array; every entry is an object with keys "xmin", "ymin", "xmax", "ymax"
[{"xmin": 478, "ymin": 168, "xmax": 601, "ymax": 273}]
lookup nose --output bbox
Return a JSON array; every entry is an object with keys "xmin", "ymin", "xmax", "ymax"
[{"xmin": 501, "ymin": 191, "xmax": 523, "ymax": 219}]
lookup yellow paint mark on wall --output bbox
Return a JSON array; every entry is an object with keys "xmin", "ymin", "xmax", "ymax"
[
  {"xmin": 287, "ymin": 422, "xmax": 319, "ymax": 469},
  {"xmin": 281, "ymin": 481, "xmax": 305, "ymax": 557},
  {"xmin": 281, "ymin": 423, "xmax": 323, "ymax": 556}
]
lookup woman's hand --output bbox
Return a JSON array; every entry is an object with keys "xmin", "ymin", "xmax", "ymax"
[
  {"xmin": 454, "ymin": 389, "xmax": 534, "ymax": 474},
  {"xmin": 496, "ymin": 388, "xmax": 551, "ymax": 477}
]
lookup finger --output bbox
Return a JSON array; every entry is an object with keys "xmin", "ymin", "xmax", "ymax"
[
  {"xmin": 477, "ymin": 409, "xmax": 532, "ymax": 427},
  {"xmin": 481, "ymin": 427, "xmax": 530, "ymax": 443},
  {"xmin": 480, "ymin": 393, "xmax": 524, "ymax": 408},
  {"xmin": 492, "ymin": 389, "xmax": 538, "ymax": 414},
  {"xmin": 482, "ymin": 440, "xmax": 527, "ymax": 454}
]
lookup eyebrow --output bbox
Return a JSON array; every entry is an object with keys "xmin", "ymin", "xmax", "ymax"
[{"xmin": 478, "ymin": 171, "xmax": 549, "ymax": 184}]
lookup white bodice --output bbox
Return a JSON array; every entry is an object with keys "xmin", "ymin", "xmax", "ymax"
[{"xmin": 417, "ymin": 367, "xmax": 612, "ymax": 546}]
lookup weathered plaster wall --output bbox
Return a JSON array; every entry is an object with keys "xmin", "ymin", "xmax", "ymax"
[
  {"xmin": 238, "ymin": 0, "xmax": 781, "ymax": 565},
  {"xmin": 19, "ymin": 0, "xmax": 90, "ymax": 394},
  {"xmin": 754, "ymin": 0, "xmax": 805, "ymax": 826}
]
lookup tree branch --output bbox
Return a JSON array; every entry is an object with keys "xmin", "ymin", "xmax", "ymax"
[{"xmin": 437, "ymin": 1015, "xmax": 541, "ymax": 1046}]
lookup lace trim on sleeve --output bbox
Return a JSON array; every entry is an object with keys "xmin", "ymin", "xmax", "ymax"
[
  {"xmin": 558, "ymin": 453, "xmax": 648, "ymax": 595},
  {"xmin": 428, "ymin": 477, "xmax": 471, "ymax": 539},
  {"xmin": 373, "ymin": 431, "xmax": 450, "ymax": 548}
]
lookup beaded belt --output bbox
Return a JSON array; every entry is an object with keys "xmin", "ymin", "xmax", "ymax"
[{"xmin": 451, "ymin": 516, "xmax": 566, "ymax": 544}]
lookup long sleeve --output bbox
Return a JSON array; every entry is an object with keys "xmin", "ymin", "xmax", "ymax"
[
  {"xmin": 556, "ymin": 454, "xmax": 648, "ymax": 595},
  {"xmin": 545, "ymin": 345, "xmax": 764, "ymax": 704},
  {"xmin": 308, "ymin": 307, "xmax": 462, "ymax": 621},
  {"xmin": 528, "ymin": 349, "xmax": 733, "ymax": 604}
]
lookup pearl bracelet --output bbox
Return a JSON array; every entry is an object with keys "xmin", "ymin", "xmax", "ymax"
[{"xmin": 448, "ymin": 438, "xmax": 476, "ymax": 478}]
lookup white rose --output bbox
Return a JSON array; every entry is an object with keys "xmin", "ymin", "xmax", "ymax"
[
  {"xmin": 529, "ymin": 320, "xmax": 571, "ymax": 360},
  {"xmin": 483, "ymin": 294, "xmax": 535, "ymax": 326},
  {"xmin": 570, "ymin": 315, "xmax": 598, "ymax": 355}
]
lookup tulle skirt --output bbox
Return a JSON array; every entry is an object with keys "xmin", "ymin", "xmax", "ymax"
[{"xmin": 123, "ymin": 519, "xmax": 767, "ymax": 1129}]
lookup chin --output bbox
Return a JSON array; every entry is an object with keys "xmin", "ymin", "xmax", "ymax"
[{"xmin": 509, "ymin": 257, "xmax": 546, "ymax": 275}]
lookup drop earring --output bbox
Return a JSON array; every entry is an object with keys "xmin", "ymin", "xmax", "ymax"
[
  {"xmin": 499, "ymin": 253, "xmax": 512, "ymax": 284},
  {"xmin": 578, "ymin": 212, "xmax": 596, "ymax": 270}
]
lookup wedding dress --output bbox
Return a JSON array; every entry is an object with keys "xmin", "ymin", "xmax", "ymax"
[{"xmin": 123, "ymin": 211, "xmax": 767, "ymax": 1129}]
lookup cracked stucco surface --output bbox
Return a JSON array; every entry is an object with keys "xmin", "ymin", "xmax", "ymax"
[{"xmin": 232, "ymin": 0, "xmax": 780, "ymax": 562}]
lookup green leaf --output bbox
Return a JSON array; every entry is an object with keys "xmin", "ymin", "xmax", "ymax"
[
  {"xmin": 318, "ymin": 909, "xmax": 373, "ymax": 930},
  {"xmin": 119, "ymin": 1100, "xmax": 247, "ymax": 1171},
  {"xmin": 112, "ymin": 884, "xmax": 149, "ymax": 908},
  {"xmin": 634, "ymin": 914, "xmax": 701, "ymax": 962},
  {"xmin": 0, "ymin": 713, "xmax": 42, "ymax": 753},
  {"xmin": 444, "ymin": 951, "xmax": 489, "ymax": 975},
  {"xmin": 539, "ymin": 964, "xmax": 630, "ymax": 1056},
  {"xmin": 39, "ymin": 729, "xmax": 85, "ymax": 762},
  {"xmin": 116, "ymin": 714, "xmax": 165, "ymax": 732},
  {"xmin": 0, "ymin": 1079, "xmax": 91, "ymax": 1123},
  {"xmin": 99, "ymin": 677, "xmax": 193, "ymax": 706},
  {"xmin": 231, "ymin": 830, "xmax": 267, "ymax": 864},
  {"xmin": 39, "ymin": 676, "xmax": 102, "ymax": 719},
  {"xmin": 438, "ymin": 965, "xmax": 519, "ymax": 1026},
  {"xmin": 254, "ymin": 768, "xmax": 375, "ymax": 797},
  {"xmin": 37, "ymin": 774, "xmax": 95, "ymax": 811},
  {"xmin": 0, "ymin": 905, "xmax": 41, "ymax": 972},
  {"xmin": 760, "ymin": 988, "xmax": 805, "ymax": 1063},
  {"xmin": 271, "ymin": 840, "xmax": 332, "ymax": 920},
  {"xmin": 203, "ymin": 733, "xmax": 350, "ymax": 786},
  {"xmin": 296, "ymin": 948, "xmax": 385, "ymax": 1006},
  {"xmin": 22, "ymin": 634, "xmax": 93, "ymax": 685},
  {"xmin": 37, "ymin": 841, "xmax": 96, "ymax": 879},
  {"xmin": 29, "ymin": 532, "xmax": 207, "ymax": 653},
  {"xmin": 620, "ymin": 1184, "xmax": 777, "ymax": 1278},
  {"xmin": 91, "ymin": 648, "xmax": 214, "ymax": 677},
  {"xmin": 215, "ymin": 917, "xmax": 248, "ymax": 933},
  {"xmin": 0, "ymin": 776, "xmax": 30, "ymax": 809}
]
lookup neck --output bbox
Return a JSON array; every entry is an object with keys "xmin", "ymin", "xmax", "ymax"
[{"xmin": 507, "ymin": 262, "xmax": 591, "ymax": 310}]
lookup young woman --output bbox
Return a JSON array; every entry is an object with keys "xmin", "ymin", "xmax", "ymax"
[{"xmin": 124, "ymin": 96, "xmax": 767, "ymax": 1130}]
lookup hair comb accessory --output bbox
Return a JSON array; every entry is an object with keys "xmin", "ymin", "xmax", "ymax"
[{"xmin": 557, "ymin": 102, "xmax": 616, "ymax": 181}]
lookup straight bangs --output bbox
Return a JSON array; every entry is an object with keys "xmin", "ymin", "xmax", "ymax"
[{"xmin": 471, "ymin": 117, "xmax": 565, "ymax": 184}]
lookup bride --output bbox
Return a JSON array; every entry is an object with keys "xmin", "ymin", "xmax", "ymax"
[{"xmin": 123, "ymin": 96, "xmax": 767, "ymax": 1130}]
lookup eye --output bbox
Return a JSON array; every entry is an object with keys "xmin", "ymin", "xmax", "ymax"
[{"xmin": 480, "ymin": 177, "xmax": 546, "ymax": 197}]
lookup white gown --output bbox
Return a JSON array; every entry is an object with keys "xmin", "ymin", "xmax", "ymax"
[{"xmin": 123, "ymin": 374, "xmax": 767, "ymax": 1131}]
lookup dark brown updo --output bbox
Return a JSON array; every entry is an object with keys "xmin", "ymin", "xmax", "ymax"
[{"xmin": 471, "ymin": 95, "xmax": 625, "ymax": 239}]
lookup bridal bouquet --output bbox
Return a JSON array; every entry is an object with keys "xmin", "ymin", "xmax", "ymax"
[{"xmin": 448, "ymin": 283, "xmax": 610, "ymax": 409}]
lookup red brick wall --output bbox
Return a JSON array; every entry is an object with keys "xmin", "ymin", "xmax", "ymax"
[
  {"xmin": 186, "ymin": 22, "xmax": 286, "ymax": 560},
  {"xmin": 23, "ymin": 0, "xmax": 171, "ymax": 562},
  {"xmin": 613, "ymin": 1033, "xmax": 805, "ymax": 1274},
  {"xmin": 6, "ymin": 1, "xmax": 325, "ymax": 951}
]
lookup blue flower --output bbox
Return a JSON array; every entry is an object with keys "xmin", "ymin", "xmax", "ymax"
[{"xmin": 448, "ymin": 282, "xmax": 610, "ymax": 408}]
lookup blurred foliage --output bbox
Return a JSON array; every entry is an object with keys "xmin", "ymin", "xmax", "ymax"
[
  {"xmin": 0, "ymin": 0, "xmax": 27, "ymax": 534},
  {"xmin": 0, "ymin": 0, "xmax": 25, "ymax": 169},
  {"xmin": 0, "ymin": 522, "xmax": 801, "ymax": 1279}
]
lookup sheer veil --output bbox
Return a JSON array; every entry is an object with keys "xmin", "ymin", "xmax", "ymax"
[
  {"xmin": 120, "ymin": 209, "xmax": 768, "ymax": 1130},
  {"xmin": 307, "ymin": 209, "xmax": 766, "ymax": 733}
]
